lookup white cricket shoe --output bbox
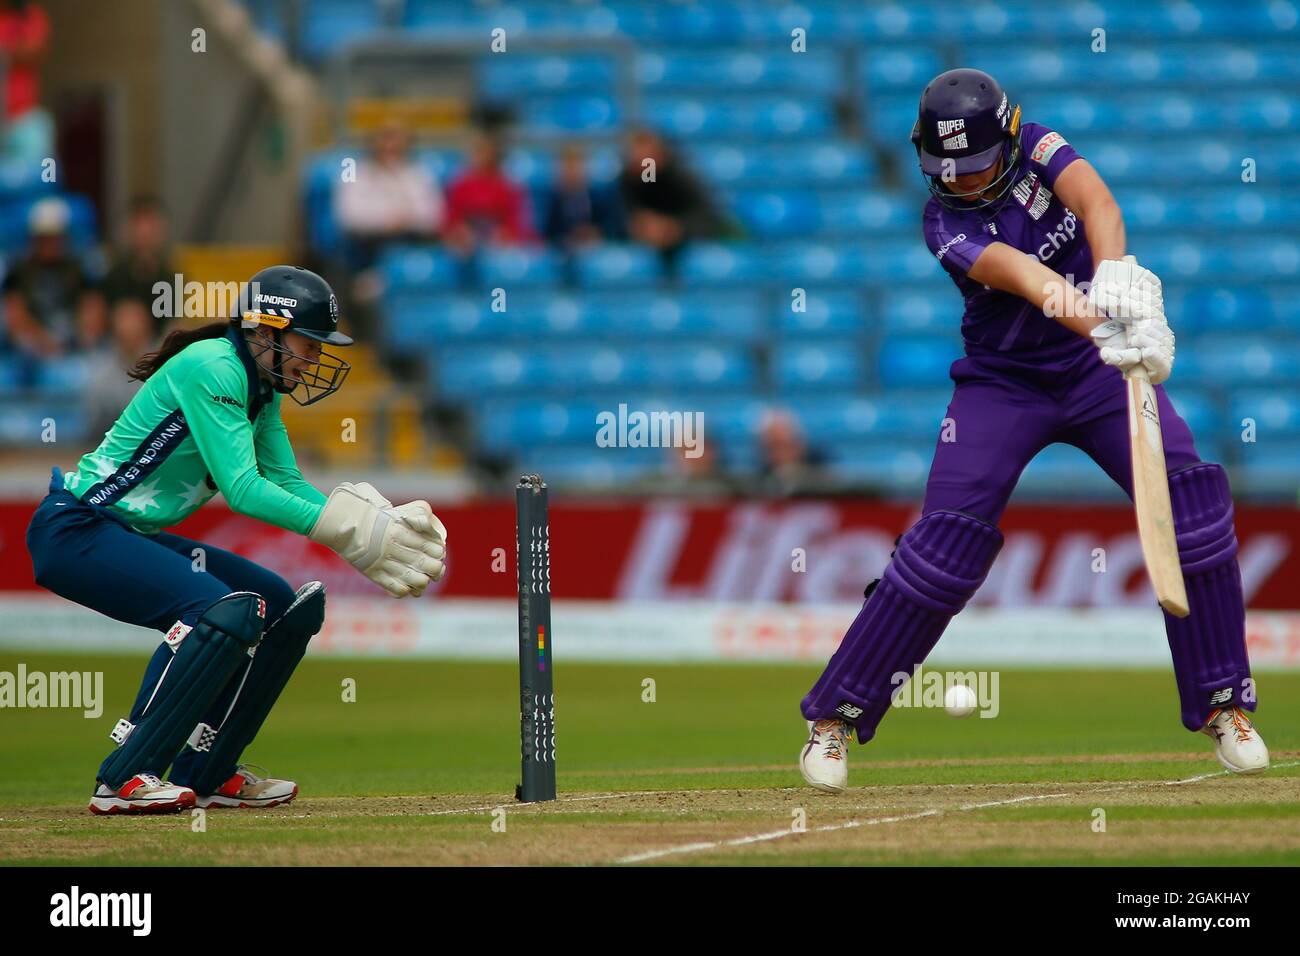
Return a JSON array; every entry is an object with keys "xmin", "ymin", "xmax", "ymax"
[
  {"xmin": 799, "ymin": 719, "xmax": 851, "ymax": 793},
  {"xmin": 1201, "ymin": 707, "xmax": 1269, "ymax": 774},
  {"xmin": 196, "ymin": 765, "xmax": 298, "ymax": 809},
  {"xmin": 89, "ymin": 773, "xmax": 196, "ymax": 815}
]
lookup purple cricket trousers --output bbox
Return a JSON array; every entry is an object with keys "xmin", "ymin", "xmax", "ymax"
[{"xmin": 803, "ymin": 337, "xmax": 1254, "ymax": 740}]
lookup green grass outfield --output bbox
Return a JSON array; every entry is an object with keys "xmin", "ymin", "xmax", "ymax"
[{"xmin": 2, "ymin": 653, "xmax": 1297, "ymax": 865}]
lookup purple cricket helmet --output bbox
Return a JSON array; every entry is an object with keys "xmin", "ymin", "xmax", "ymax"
[{"xmin": 911, "ymin": 68, "xmax": 1022, "ymax": 210}]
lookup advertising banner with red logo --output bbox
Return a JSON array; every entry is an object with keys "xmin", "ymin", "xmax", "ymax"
[{"xmin": 1, "ymin": 497, "xmax": 1297, "ymax": 608}]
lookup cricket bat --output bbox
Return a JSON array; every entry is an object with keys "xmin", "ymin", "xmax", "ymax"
[{"xmin": 1121, "ymin": 256, "xmax": 1189, "ymax": 618}]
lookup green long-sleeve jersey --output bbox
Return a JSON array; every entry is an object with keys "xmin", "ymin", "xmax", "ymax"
[{"xmin": 62, "ymin": 326, "xmax": 326, "ymax": 535}]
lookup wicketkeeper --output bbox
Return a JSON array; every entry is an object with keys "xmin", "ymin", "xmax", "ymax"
[
  {"xmin": 799, "ymin": 70, "xmax": 1267, "ymax": 792},
  {"xmin": 27, "ymin": 266, "xmax": 448, "ymax": 814}
]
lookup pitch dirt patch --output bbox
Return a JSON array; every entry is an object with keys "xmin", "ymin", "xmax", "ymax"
[{"xmin": 1, "ymin": 762, "xmax": 1296, "ymax": 866}]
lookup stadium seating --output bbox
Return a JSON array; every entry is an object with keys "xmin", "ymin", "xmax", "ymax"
[{"xmin": 275, "ymin": 0, "xmax": 1300, "ymax": 499}]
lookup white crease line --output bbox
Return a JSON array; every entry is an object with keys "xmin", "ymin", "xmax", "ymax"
[
  {"xmin": 421, "ymin": 761, "xmax": 1300, "ymax": 821},
  {"xmin": 615, "ymin": 761, "xmax": 1300, "ymax": 864}
]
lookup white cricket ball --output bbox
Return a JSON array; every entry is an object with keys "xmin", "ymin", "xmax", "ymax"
[{"xmin": 944, "ymin": 683, "xmax": 978, "ymax": 718}]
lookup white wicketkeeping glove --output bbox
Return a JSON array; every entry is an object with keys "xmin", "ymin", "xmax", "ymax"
[
  {"xmin": 337, "ymin": 481, "xmax": 392, "ymax": 509},
  {"xmin": 1088, "ymin": 257, "xmax": 1164, "ymax": 323},
  {"xmin": 309, "ymin": 485, "xmax": 446, "ymax": 597}
]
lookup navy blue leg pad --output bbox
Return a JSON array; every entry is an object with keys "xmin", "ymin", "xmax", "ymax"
[
  {"xmin": 172, "ymin": 582, "xmax": 325, "ymax": 795},
  {"xmin": 98, "ymin": 592, "xmax": 266, "ymax": 790}
]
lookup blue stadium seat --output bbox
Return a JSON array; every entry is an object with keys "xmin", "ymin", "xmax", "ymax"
[
  {"xmin": 685, "ymin": 141, "xmax": 877, "ymax": 187},
  {"xmin": 678, "ymin": 243, "xmax": 767, "ymax": 284},
  {"xmin": 520, "ymin": 95, "xmax": 620, "ymax": 133},
  {"xmin": 862, "ymin": 47, "xmax": 945, "ymax": 91},
  {"xmin": 572, "ymin": 244, "xmax": 662, "ymax": 287},
  {"xmin": 646, "ymin": 95, "xmax": 835, "ymax": 138},
  {"xmin": 379, "ymin": 247, "xmax": 459, "ymax": 290},
  {"xmin": 776, "ymin": 291, "xmax": 868, "ymax": 337},
  {"xmin": 637, "ymin": 50, "xmax": 841, "ymax": 93},
  {"xmin": 479, "ymin": 55, "xmax": 617, "ymax": 96},
  {"xmin": 1018, "ymin": 444, "xmax": 1129, "ymax": 500},
  {"xmin": 1234, "ymin": 443, "xmax": 1300, "ymax": 498},
  {"xmin": 821, "ymin": 442, "xmax": 935, "ymax": 494},
  {"xmin": 478, "ymin": 246, "xmax": 561, "ymax": 287},
  {"xmin": 1175, "ymin": 338, "xmax": 1300, "ymax": 388},
  {"xmin": 785, "ymin": 391, "xmax": 950, "ymax": 440},
  {"xmin": 774, "ymin": 341, "xmax": 867, "ymax": 391},
  {"xmin": 300, "ymin": 0, "xmax": 384, "ymax": 60},
  {"xmin": 880, "ymin": 288, "xmax": 962, "ymax": 336},
  {"xmin": 35, "ymin": 355, "xmax": 98, "ymax": 392},
  {"xmin": 1228, "ymin": 391, "xmax": 1300, "ymax": 439},
  {"xmin": 876, "ymin": 337, "xmax": 960, "ymax": 389}
]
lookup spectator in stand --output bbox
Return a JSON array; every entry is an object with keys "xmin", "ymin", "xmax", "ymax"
[
  {"xmin": 2, "ymin": 198, "xmax": 106, "ymax": 371},
  {"xmin": 758, "ymin": 408, "xmax": 827, "ymax": 496},
  {"xmin": 83, "ymin": 295, "xmax": 156, "ymax": 438},
  {"xmin": 335, "ymin": 121, "xmax": 444, "ymax": 269},
  {"xmin": 443, "ymin": 132, "xmax": 536, "ymax": 256},
  {"xmin": 100, "ymin": 195, "xmax": 178, "ymax": 340},
  {"xmin": 541, "ymin": 143, "xmax": 625, "ymax": 250},
  {"xmin": 0, "ymin": 0, "xmax": 54, "ymax": 164},
  {"xmin": 619, "ymin": 128, "xmax": 727, "ymax": 262}
]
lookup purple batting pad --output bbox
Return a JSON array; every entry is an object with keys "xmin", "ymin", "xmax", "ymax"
[
  {"xmin": 801, "ymin": 510, "xmax": 1003, "ymax": 743},
  {"xmin": 1163, "ymin": 462, "xmax": 1255, "ymax": 731}
]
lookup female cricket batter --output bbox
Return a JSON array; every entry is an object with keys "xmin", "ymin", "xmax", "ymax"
[
  {"xmin": 26, "ymin": 265, "xmax": 448, "ymax": 814},
  {"xmin": 799, "ymin": 69, "xmax": 1268, "ymax": 792}
]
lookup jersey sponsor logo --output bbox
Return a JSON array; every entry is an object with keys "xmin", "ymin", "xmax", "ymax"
[
  {"xmin": 936, "ymin": 118, "xmax": 965, "ymax": 137},
  {"xmin": 254, "ymin": 293, "xmax": 298, "ymax": 308},
  {"xmin": 934, "ymin": 233, "xmax": 967, "ymax": 260},
  {"xmin": 941, "ymin": 132, "xmax": 968, "ymax": 151},
  {"xmin": 1030, "ymin": 131, "xmax": 1068, "ymax": 165},
  {"xmin": 1012, "ymin": 172, "xmax": 1054, "ymax": 220},
  {"xmin": 1036, "ymin": 209, "xmax": 1079, "ymax": 262},
  {"xmin": 212, "ymin": 394, "xmax": 243, "ymax": 408},
  {"xmin": 81, "ymin": 410, "xmax": 190, "ymax": 508}
]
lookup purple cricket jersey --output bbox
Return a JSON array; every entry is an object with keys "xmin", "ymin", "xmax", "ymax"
[{"xmin": 922, "ymin": 122, "xmax": 1091, "ymax": 357}]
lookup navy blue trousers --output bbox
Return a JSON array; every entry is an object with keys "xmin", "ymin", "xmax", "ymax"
[{"xmin": 27, "ymin": 469, "xmax": 296, "ymax": 785}]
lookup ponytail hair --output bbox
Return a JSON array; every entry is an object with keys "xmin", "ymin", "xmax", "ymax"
[{"xmin": 129, "ymin": 321, "xmax": 231, "ymax": 382}]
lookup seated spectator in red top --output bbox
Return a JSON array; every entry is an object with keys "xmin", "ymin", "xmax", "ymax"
[
  {"xmin": 100, "ymin": 195, "xmax": 178, "ymax": 340},
  {"xmin": 2, "ymin": 198, "xmax": 106, "ymax": 366},
  {"xmin": 0, "ymin": 0, "xmax": 54, "ymax": 163},
  {"xmin": 443, "ymin": 133, "xmax": 536, "ymax": 256},
  {"xmin": 619, "ymin": 128, "xmax": 725, "ymax": 256},
  {"xmin": 335, "ymin": 121, "xmax": 444, "ymax": 268},
  {"xmin": 541, "ymin": 144, "xmax": 625, "ymax": 250}
]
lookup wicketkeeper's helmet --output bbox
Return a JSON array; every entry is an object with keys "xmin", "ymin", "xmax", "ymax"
[{"xmin": 234, "ymin": 265, "xmax": 352, "ymax": 405}]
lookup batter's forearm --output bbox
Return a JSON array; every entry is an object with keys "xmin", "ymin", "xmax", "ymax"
[{"xmin": 1084, "ymin": 196, "xmax": 1126, "ymax": 269}]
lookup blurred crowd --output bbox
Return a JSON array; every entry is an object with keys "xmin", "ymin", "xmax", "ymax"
[
  {"xmin": 1, "ymin": 194, "xmax": 178, "ymax": 436},
  {"xmin": 335, "ymin": 124, "xmax": 733, "ymax": 280}
]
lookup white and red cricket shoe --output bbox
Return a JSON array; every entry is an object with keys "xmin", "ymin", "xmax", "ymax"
[
  {"xmin": 196, "ymin": 766, "xmax": 298, "ymax": 809},
  {"xmin": 88, "ymin": 773, "xmax": 196, "ymax": 815},
  {"xmin": 1202, "ymin": 707, "xmax": 1269, "ymax": 774},
  {"xmin": 799, "ymin": 719, "xmax": 851, "ymax": 794}
]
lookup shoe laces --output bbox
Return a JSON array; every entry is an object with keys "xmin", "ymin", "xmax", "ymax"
[
  {"xmin": 1226, "ymin": 708, "xmax": 1255, "ymax": 743},
  {"xmin": 1208, "ymin": 707, "xmax": 1254, "ymax": 743},
  {"xmin": 237, "ymin": 763, "xmax": 268, "ymax": 784},
  {"xmin": 813, "ymin": 719, "xmax": 847, "ymax": 761}
]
